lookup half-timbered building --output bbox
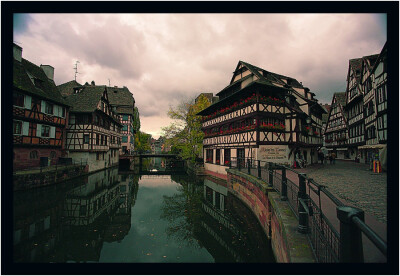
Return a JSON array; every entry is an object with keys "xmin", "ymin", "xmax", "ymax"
[
  {"xmin": 343, "ymin": 58, "xmax": 365, "ymax": 160},
  {"xmin": 358, "ymin": 42, "xmax": 387, "ymax": 164},
  {"xmin": 324, "ymin": 93, "xmax": 349, "ymax": 159},
  {"xmin": 107, "ymin": 86, "xmax": 136, "ymax": 155},
  {"xmin": 61, "ymin": 82, "xmax": 123, "ymax": 172},
  {"xmin": 13, "ymin": 43, "xmax": 70, "ymax": 170},
  {"xmin": 198, "ymin": 61, "xmax": 326, "ymax": 178}
]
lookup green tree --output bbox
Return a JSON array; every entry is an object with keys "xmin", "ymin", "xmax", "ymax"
[
  {"xmin": 134, "ymin": 131, "xmax": 152, "ymax": 153},
  {"xmin": 133, "ymin": 106, "xmax": 140, "ymax": 133},
  {"xmin": 162, "ymin": 94, "xmax": 211, "ymax": 162}
]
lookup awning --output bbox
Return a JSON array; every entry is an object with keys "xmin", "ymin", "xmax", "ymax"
[{"xmin": 358, "ymin": 144, "xmax": 386, "ymax": 150}]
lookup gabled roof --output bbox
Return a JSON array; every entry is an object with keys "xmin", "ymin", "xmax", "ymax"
[
  {"xmin": 64, "ymin": 85, "xmax": 107, "ymax": 113},
  {"xmin": 57, "ymin": 80, "xmax": 83, "ymax": 97},
  {"xmin": 14, "ymin": 58, "xmax": 68, "ymax": 106}
]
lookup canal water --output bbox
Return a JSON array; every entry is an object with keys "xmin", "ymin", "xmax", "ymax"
[{"xmin": 13, "ymin": 158, "xmax": 275, "ymax": 263}]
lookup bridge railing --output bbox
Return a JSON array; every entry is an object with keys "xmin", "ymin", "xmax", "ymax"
[{"xmin": 229, "ymin": 157, "xmax": 387, "ymax": 263}]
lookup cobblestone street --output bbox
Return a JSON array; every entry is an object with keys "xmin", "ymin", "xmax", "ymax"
[{"xmin": 296, "ymin": 160, "xmax": 387, "ymax": 223}]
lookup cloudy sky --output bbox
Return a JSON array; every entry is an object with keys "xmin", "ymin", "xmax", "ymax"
[{"xmin": 13, "ymin": 13, "xmax": 386, "ymax": 138}]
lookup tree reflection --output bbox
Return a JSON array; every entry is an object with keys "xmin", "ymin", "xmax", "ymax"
[{"xmin": 160, "ymin": 175, "xmax": 204, "ymax": 248}]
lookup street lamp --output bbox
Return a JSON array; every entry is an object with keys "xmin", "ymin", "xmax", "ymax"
[{"xmin": 306, "ymin": 117, "xmax": 311, "ymax": 125}]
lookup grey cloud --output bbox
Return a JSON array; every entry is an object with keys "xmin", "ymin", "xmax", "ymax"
[{"xmin": 14, "ymin": 14, "xmax": 386, "ymax": 137}]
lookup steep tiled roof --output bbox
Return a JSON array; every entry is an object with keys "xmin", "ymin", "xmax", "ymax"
[
  {"xmin": 349, "ymin": 58, "xmax": 363, "ymax": 82},
  {"xmin": 334, "ymin": 92, "xmax": 346, "ymax": 107},
  {"xmin": 107, "ymin": 86, "xmax": 135, "ymax": 106},
  {"xmin": 116, "ymin": 106, "xmax": 134, "ymax": 115},
  {"xmin": 64, "ymin": 86, "xmax": 106, "ymax": 113},
  {"xmin": 14, "ymin": 58, "xmax": 68, "ymax": 106},
  {"xmin": 363, "ymin": 54, "xmax": 379, "ymax": 71},
  {"xmin": 57, "ymin": 80, "xmax": 83, "ymax": 97}
]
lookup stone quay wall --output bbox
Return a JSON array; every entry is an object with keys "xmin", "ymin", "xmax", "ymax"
[{"xmin": 226, "ymin": 169, "xmax": 315, "ymax": 263}]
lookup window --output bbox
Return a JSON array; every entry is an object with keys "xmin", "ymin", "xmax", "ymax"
[
  {"xmin": 13, "ymin": 93, "xmax": 24, "ymax": 107},
  {"xmin": 30, "ymin": 150, "xmax": 38, "ymax": 159},
  {"xmin": 41, "ymin": 125, "xmax": 50, "ymax": 137},
  {"xmin": 224, "ymin": 149, "xmax": 231, "ymax": 166},
  {"xmin": 206, "ymin": 149, "xmax": 213, "ymax": 163},
  {"xmin": 105, "ymin": 136, "xmax": 107, "ymax": 145},
  {"xmin": 61, "ymin": 107, "xmax": 65, "ymax": 118},
  {"xmin": 122, "ymin": 125, "xmax": 128, "ymax": 131},
  {"xmin": 83, "ymin": 134, "xmax": 89, "ymax": 144},
  {"xmin": 215, "ymin": 149, "xmax": 221, "ymax": 165},
  {"xmin": 50, "ymin": 151, "xmax": 56, "ymax": 159},
  {"xmin": 45, "ymin": 102, "xmax": 53, "ymax": 115},
  {"xmin": 13, "ymin": 121, "xmax": 22, "ymax": 135},
  {"xmin": 101, "ymin": 135, "xmax": 104, "ymax": 145},
  {"xmin": 122, "ymin": 136, "xmax": 128, "ymax": 143},
  {"xmin": 96, "ymin": 134, "xmax": 99, "ymax": 145},
  {"xmin": 79, "ymin": 205, "xmax": 87, "ymax": 216},
  {"xmin": 123, "ymin": 115, "xmax": 129, "ymax": 121}
]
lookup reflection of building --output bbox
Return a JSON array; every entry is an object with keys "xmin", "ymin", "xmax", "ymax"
[
  {"xmin": 198, "ymin": 61, "xmax": 326, "ymax": 178},
  {"xmin": 200, "ymin": 177, "xmax": 275, "ymax": 263},
  {"xmin": 13, "ymin": 43, "xmax": 70, "ymax": 170},
  {"xmin": 324, "ymin": 93, "xmax": 349, "ymax": 159},
  {"xmin": 59, "ymin": 81, "xmax": 123, "ymax": 172},
  {"xmin": 13, "ymin": 183, "xmax": 67, "ymax": 262},
  {"xmin": 63, "ymin": 168, "xmax": 120, "ymax": 226}
]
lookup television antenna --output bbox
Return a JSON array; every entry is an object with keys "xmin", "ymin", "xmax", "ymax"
[{"xmin": 73, "ymin": 61, "xmax": 80, "ymax": 81}]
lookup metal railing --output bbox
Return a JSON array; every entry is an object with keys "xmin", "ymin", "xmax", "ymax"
[
  {"xmin": 229, "ymin": 157, "xmax": 387, "ymax": 263},
  {"xmin": 14, "ymin": 158, "xmax": 88, "ymax": 174}
]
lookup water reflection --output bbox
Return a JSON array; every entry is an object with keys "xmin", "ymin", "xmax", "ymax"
[
  {"xmin": 13, "ymin": 167, "xmax": 139, "ymax": 263},
  {"xmin": 13, "ymin": 163, "xmax": 274, "ymax": 263}
]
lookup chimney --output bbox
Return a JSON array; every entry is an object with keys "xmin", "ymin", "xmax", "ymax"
[
  {"xmin": 91, "ymin": 80, "xmax": 95, "ymax": 86},
  {"xmin": 13, "ymin": 43, "xmax": 22, "ymax": 62},
  {"xmin": 40, "ymin": 65, "xmax": 54, "ymax": 80}
]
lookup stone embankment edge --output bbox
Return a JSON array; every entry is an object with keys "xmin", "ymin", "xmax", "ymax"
[{"xmin": 226, "ymin": 169, "xmax": 316, "ymax": 263}]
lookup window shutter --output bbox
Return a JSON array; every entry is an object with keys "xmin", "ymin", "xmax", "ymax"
[
  {"xmin": 37, "ymin": 124, "xmax": 42, "ymax": 137},
  {"xmin": 22, "ymin": 121, "xmax": 29, "ymax": 136},
  {"xmin": 24, "ymin": 95, "xmax": 32, "ymax": 110},
  {"xmin": 41, "ymin": 101, "xmax": 46, "ymax": 113},
  {"xmin": 50, "ymin": 127, "xmax": 56, "ymax": 138}
]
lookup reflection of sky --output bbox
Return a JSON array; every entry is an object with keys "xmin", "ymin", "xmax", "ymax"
[{"xmin": 99, "ymin": 177, "xmax": 213, "ymax": 263}]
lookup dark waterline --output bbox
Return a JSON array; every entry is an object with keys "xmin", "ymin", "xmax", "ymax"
[{"xmin": 13, "ymin": 158, "xmax": 275, "ymax": 263}]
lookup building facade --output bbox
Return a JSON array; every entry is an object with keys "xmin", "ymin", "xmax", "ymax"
[
  {"xmin": 358, "ymin": 43, "xmax": 387, "ymax": 164},
  {"xmin": 324, "ymin": 93, "xmax": 349, "ymax": 159},
  {"xmin": 60, "ymin": 82, "xmax": 123, "ymax": 172},
  {"xmin": 198, "ymin": 61, "xmax": 326, "ymax": 178},
  {"xmin": 107, "ymin": 86, "xmax": 136, "ymax": 155},
  {"xmin": 13, "ymin": 44, "xmax": 70, "ymax": 170}
]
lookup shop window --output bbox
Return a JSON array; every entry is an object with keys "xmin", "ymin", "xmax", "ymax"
[
  {"xmin": 13, "ymin": 92, "xmax": 24, "ymax": 107},
  {"xmin": 30, "ymin": 150, "xmax": 38, "ymax": 159}
]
